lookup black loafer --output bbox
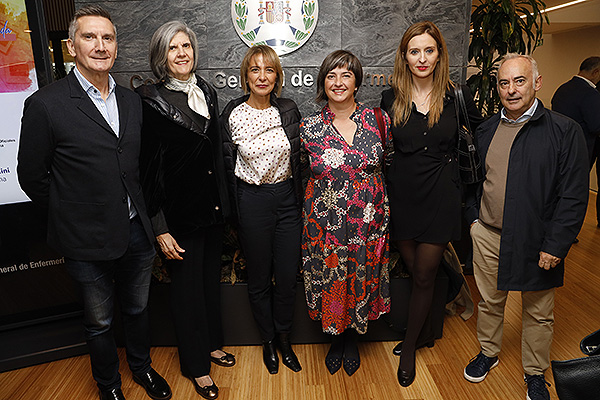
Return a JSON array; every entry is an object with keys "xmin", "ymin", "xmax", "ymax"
[
  {"xmin": 262, "ymin": 340, "xmax": 279, "ymax": 374},
  {"xmin": 210, "ymin": 351, "xmax": 236, "ymax": 367},
  {"xmin": 99, "ymin": 388, "xmax": 126, "ymax": 400},
  {"xmin": 186, "ymin": 376, "xmax": 219, "ymax": 400},
  {"xmin": 132, "ymin": 368, "xmax": 172, "ymax": 400}
]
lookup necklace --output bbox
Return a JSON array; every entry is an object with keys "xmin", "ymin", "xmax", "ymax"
[{"xmin": 414, "ymin": 90, "xmax": 432, "ymax": 107}]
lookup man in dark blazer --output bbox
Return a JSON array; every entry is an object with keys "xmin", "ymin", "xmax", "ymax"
[
  {"xmin": 17, "ymin": 6, "xmax": 171, "ymax": 400},
  {"xmin": 552, "ymin": 56, "xmax": 600, "ymax": 227}
]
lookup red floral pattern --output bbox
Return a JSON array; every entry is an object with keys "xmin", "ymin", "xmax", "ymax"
[{"xmin": 301, "ymin": 103, "xmax": 392, "ymax": 334}]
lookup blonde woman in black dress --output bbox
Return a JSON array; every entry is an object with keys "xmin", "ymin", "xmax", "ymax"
[{"xmin": 380, "ymin": 21, "xmax": 482, "ymax": 387}]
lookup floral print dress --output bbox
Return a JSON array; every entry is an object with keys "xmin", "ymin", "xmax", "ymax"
[{"xmin": 301, "ymin": 102, "xmax": 393, "ymax": 334}]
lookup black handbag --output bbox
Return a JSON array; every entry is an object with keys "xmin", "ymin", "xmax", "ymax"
[
  {"xmin": 551, "ymin": 329, "xmax": 600, "ymax": 400},
  {"xmin": 453, "ymin": 86, "xmax": 484, "ymax": 185}
]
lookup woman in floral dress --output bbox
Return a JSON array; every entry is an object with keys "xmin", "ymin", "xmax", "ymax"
[{"xmin": 301, "ymin": 50, "xmax": 393, "ymax": 376}]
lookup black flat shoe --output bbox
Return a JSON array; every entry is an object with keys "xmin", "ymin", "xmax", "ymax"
[
  {"xmin": 210, "ymin": 351, "xmax": 236, "ymax": 367},
  {"xmin": 393, "ymin": 340, "xmax": 435, "ymax": 356},
  {"xmin": 186, "ymin": 376, "xmax": 218, "ymax": 400},
  {"xmin": 343, "ymin": 354, "xmax": 360, "ymax": 376},
  {"xmin": 398, "ymin": 365, "xmax": 416, "ymax": 387},
  {"xmin": 325, "ymin": 334, "xmax": 344, "ymax": 375},
  {"xmin": 99, "ymin": 388, "xmax": 126, "ymax": 400},
  {"xmin": 132, "ymin": 369, "xmax": 172, "ymax": 400},
  {"xmin": 262, "ymin": 340, "xmax": 279, "ymax": 374},
  {"xmin": 325, "ymin": 352, "xmax": 342, "ymax": 375},
  {"xmin": 277, "ymin": 333, "xmax": 302, "ymax": 372}
]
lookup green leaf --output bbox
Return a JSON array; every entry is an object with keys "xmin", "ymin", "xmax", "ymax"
[
  {"xmin": 468, "ymin": 0, "xmax": 546, "ymax": 115},
  {"xmin": 295, "ymin": 30, "xmax": 308, "ymax": 40},
  {"xmin": 236, "ymin": 18, "xmax": 246, "ymax": 31},
  {"xmin": 236, "ymin": 4, "xmax": 246, "ymax": 18},
  {"xmin": 305, "ymin": 2, "xmax": 315, "ymax": 16},
  {"xmin": 304, "ymin": 17, "xmax": 314, "ymax": 31},
  {"xmin": 285, "ymin": 41, "xmax": 299, "ymax": 48},
  {"xmin": 243, "ymin": 31, "xmax": 256, "ymax": 41}
]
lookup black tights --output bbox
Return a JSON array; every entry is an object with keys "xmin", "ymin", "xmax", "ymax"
[{"xmin": 396, "ymin": 240, "xmax": 446, "ymax": 371}]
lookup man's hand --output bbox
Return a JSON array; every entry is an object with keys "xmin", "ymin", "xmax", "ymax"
[
  {"xmin": 538, "ymin": 251, "xmax": 561, "ymax": 270},
  {"xmin": 157, "ymin": 233, "xmax": 185, "ymax": 260}
]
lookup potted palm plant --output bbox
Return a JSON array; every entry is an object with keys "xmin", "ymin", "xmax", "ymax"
[{"xmin": 468, "ymin": 0, "xmax": 549, "ymax": 116}]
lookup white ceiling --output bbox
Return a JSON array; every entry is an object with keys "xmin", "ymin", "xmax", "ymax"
[{"xmin": 543, "ymin": 0, "xmax": 600, "ymax": 34}]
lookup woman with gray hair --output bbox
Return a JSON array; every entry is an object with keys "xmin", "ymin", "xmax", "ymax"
[{"xmin": 137, "ymin": 21, "xmax": 233, "ymax": 400}]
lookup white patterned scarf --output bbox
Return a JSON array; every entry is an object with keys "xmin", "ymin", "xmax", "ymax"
[{"xmin": 164, "ymin": 74, "xmax": 210, "ymax": 119}]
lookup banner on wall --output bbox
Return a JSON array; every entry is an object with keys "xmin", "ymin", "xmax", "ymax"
[
  {"xmin": 0, "ymin": 0, "xmax": 80, "ymax": 326},
  {"xmin": 0, "ymin": 0, "xmax": 37, "ymax": 205}
]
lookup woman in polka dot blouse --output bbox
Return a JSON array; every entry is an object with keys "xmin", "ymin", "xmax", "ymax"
[{"xmin": 221, "ymin": 45, "xmax": 303, "ymax": 375}]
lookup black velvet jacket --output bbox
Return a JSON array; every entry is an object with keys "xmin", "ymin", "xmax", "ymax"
[
  {"xmin": 136, "ymin": 75, "xmax": 230, "ymax": 236},
  {"xmin": 220, "ymin": 94, "xmax": 302, "ymax": 221}
]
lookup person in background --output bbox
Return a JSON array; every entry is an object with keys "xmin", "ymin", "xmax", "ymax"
[
  {"xmin": 301, "ymin": 50, "xmax": 393, "ymax": 377},
  {"xmin": 463, "ymin": 54, "xmax": 588, "ymax": 400},
  {"xmin": 221, "ymin": 44, "xmax": 303, "ymax": 375},
  {"xmin": 552, "ymin": 56, "xmax": 600, "ymax": 228},
  {"xmin": 380, "ymin": 21, "xmax": 482, "ymax": 387},
  {"xmin": 137, "ymin": 21, "xmax": 234, "ymax": 400},
  {"xmin": 17, "ymin": 5, "xmax": 171, "ymax": 400}
]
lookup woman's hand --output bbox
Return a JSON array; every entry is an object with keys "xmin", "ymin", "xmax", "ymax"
[{"xmin": 157, "ymin": 233, "xmax": 185, "ymax": 260}]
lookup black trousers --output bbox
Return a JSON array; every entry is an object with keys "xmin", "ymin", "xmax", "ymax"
[
  {"xmin": 166, "ymin": 225, "xmax": 224, "ymax": 377},
  {"xmin": 237, "ymin": 179, "xmax": 302, "ymax": 341}
]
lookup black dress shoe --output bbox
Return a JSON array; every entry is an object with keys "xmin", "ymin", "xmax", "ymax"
[
  {"xmin": 262, "ymin": 340, "xmax": 279, "ymax": 374},
  {"xmin": 210, "ymin": 351, "xmax": 236, "ymax": 367},
  {"xmin": 397, "ymin": 364, "xmax": 416, "ymax": 387},
  {"xmin": 132, "ymin": 369, "xmax": 172, "ymax": 400},
  {"xmin": 99, "ymin": 388, "xmax": 126, "ymax": 400},
  {"xmin": 186, "ymin": 376, "xmax": 219, "ymax": 399},
  {"xmin": 277, "ymin": 333, "xmax": 302, "ymax": 372}
]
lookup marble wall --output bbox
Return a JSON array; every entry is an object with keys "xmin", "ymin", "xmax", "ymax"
[{"xmin": 75, "ymin": 0, "xmax": 471, "ymax": 116}]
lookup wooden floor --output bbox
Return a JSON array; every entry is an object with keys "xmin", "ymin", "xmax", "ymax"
[{"xmin": 1, "ymin": 193, "xmax": 599, "ymax": 400}]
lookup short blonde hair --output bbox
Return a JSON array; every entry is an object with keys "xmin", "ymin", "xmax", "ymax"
[{"xmin": 240, "ymin": 45, "xmax": 284, "ymax": 96}]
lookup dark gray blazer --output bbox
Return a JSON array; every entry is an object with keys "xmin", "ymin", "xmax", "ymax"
[{"xmin": 17, "ymin": 71, "xmax": 154, "ymax": 260}]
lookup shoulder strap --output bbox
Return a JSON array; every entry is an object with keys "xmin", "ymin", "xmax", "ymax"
[
  {"xmin": 454, "ymin": 85, "xmax": 476, "ymax": 150},
  {"xmin": 455, "ymin": 85, "xmax": 473, "ymax": 134},
  {"xmin": 374, "ymin": 107, "xmax": 386, "ymax": 147}
]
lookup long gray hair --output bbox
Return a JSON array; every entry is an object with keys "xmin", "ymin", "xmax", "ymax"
[{"xmin": 149, "ymin": 21, "xmax": 199, "ymax": 81}]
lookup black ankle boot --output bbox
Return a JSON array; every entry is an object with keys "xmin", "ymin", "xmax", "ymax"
[
  {"xmin": 277, "ymin": 333, "xmax": 302, "ymax": 372},
  {"xmin": 262, "ymin": 340, "xmax": 279, "ymax": 374}
]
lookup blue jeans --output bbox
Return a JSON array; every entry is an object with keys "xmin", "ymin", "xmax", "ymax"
[{"xmin": 64, "ymin": 217, "xmax": 155, "ymax": 391}]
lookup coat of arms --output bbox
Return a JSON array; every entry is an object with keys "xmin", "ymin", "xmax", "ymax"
[{"xmin": 231, "ymin": 0, "xmax": 318, "ymax": 56}]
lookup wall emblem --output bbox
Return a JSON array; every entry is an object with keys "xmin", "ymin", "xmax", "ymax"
[{"xmin": 231, "ymin": 0, "xmax": 318, "ymax": 56}]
